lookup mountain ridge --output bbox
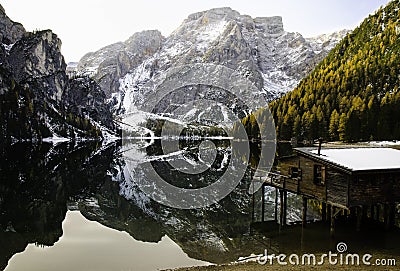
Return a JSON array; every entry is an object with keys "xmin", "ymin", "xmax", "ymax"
[{"xmin": 77, "ymin": 7, "xmax": 349, "ymax": 122}]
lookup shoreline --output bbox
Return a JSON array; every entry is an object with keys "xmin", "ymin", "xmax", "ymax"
[{"xmin": 163, "ymin": 256, "xmax": 400, "ymax": 271}]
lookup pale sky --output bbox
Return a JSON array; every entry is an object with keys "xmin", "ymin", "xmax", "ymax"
[{"xmin": 1, "ymin": 0, "xmax": 391, "ymax": 62}]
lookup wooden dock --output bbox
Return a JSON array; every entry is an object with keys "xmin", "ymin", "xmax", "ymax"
[{"xmin": 251, "ymin": 170, "xmax": 301, "ymax": 228}]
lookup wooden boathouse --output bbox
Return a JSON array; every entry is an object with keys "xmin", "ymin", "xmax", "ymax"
[{"xmin": 255, "ymin": 146, "xmax": 400, "ymax": 235}]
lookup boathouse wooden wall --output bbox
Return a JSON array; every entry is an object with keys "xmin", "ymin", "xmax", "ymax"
[
  {"xmin": 277, "ymin": 156, "xmax": 299, "ymax": 176},
  {"xmin": 278, "ymin": 156, "xmax": 329, "ymax": 202},
  {"xmin": 279, "ymin": 155, "xmax": 349, "ymax": 207},
  {"xmin": 276, "ymin": 156, "xmax": 300, "ymax": 192},
  {"xmin": 325, "ymin": 169, "xmax": 349, "ymax": 207},
  {"xmin": 297, "ymin": 157, "xmax": 326, "ymax": 200},
  {"xmin": 349, "ymin": 173, "xmax": 400, "ymax": 206}
]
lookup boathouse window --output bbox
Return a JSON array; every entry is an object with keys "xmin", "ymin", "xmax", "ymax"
[
  {"xmin": 290, "ymin": 167, "xmax": 299, "ymax": 178},
  {"xmin": 313, "ymin": 165, "xmax": 325, "ymax": 185}
]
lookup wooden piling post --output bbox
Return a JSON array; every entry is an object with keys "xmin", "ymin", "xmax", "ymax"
[
  {"xmin": 330, "ymin": 205, "xmax": 336, "ymax": 238},
  {"xmin": 327, "ymin": 204, "xmax": 332, "ymax": 224},
  {"xmin": 261, "ymin": 184, "xmax": 265, "ymax": 222},
  {"xmin": 356, "ymin": 206, "xmax": 362, "ymax": 232},
  {"xmin": 370, "ymin": 205, "xmax": 375, "ymax": 221},
  {"xmin": 362, "ymin": 205, "xmax": 368, "ymax": 221},
  {"xmin": 302, "ymin": 197, "xmax": 308, "ymax": 227},
  {"xmin": 384, "ymin": 203, "xmax": 389, "ymax": 230},
  {"xmin": 280, "ymin": 190, "xmax": 284, "ymax": 226},
  {"xmin": 274, "ymin": 188, "xmax": 278, "ymax": 222},
  {"xmin": 283, "ymin": 191, "xmax": 288, "ymax": 226},
  {"xmin": 385, "ymin": 203, "xmax": 396, "ymax": 230},
  {"xmin": 322, "ymin": 202, "xmax": 327, "ymax": 222},
  {"xmin": 252, "ymin": 182, "xmax": 255, "ymax": 223},
  {"xmin": 389, "ymin": 203, "xmax": 396, "ymax": 229},
  {"xmin": 376, "ymin": 204, "xmax": 380, "ymax": 222}
]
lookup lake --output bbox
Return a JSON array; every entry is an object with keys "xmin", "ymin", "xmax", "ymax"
[{"xmin": 0, "ymin": 140, "xmax": 399, "ymax": 270}]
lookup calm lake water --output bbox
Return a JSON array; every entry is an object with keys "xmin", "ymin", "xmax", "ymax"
[
  {"xmin": 4, "ymin": 211, "xmax": 208, "ymax": 271},
  {"xmin": 0, "ymin": 140, "xmax": 399, "ymax": 270}
]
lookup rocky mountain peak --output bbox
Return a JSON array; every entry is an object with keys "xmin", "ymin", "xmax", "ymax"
[
  {"xmin": 8, "ymin": 30, "xmax": 67, "ymax": 101},
  {"xmin": 125, "ymin": 30, "xmax": 163, "ymax": 50},
  {"xmin": 186, "ymin": 7, "xmax": 241, "ymax": 22},
  {"xmin": 77, "ymin": 7, "xmax": 349, "ymax": 121},
  {"xmin": 77, "ymin": 30, "xmax": 164, "ymax": 97},
  {"xmin": 183, "ymin": 8, "xmax": 284, "ymax": 35},
  {"xmin": 78, "ymin": 30, "xmax": 164, "ymax": 72},
  {"xmin": 177, "ymin": 8, "xmax": 284, "ymax": 39},
  {"xmin": 0, "ymin": 4, "xmax": 25, "ymax": 45},
  {"xmin": 306, "ymin": 29, "xmax": 350, "ymax": 53}
]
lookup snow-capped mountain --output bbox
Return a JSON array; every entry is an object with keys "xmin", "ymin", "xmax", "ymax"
[
  {"xmin": 306, "ymin": 30, "xmax": 350, "ymax": 54},
  {"xmin": 77, "ymin": 7, "xmax": 348, "ymax": 128},
  {"xmin": 77, "ymin": 30, "xmax": 164, "ymax": 98}
]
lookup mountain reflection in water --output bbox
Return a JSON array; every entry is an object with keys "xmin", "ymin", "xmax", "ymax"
[
  {"xmin": 5, "ymin": 211, "xmax": 208, "ymax": 271},
  {"xmin": 0, "ymin": 140, "xmax": 399, "ymax": 271},
  {"xmin": 0, "ymin": 139, "xmax": 257, "ymax": 270}
]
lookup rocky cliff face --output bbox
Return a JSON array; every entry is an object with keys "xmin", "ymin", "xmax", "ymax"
[
  {"xmin": 8, "ymin": 30, "xmax": 67, "ymax": 101},
  {"xmin": 0, "ymin": 6, "xmax": 115, "ymax": 140},
  {"xmin": 78, "ymin": 30, "xmax": 164, "ymax": 98},
  {"xmin": 64, "ymin": 77, "xmax": 114, "ymax": 129},
  {"xmin": 78, "ymin": 7, "xmax": 349, "ymax": 119},
  {"xmin": 0, "ymin": 4, "xmax": 25, "ymax": 45},
  {"xmin": 0, "ymin": 4, "xmax": 25, "ymax": 67}
]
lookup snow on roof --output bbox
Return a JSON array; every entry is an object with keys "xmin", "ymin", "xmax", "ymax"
[{"xmin": 305, "ymin": 148, "xmax": 400, "ymax": 171}]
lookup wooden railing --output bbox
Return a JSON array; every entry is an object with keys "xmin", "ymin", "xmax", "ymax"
[{"xmin": 254, "ymin": 170, "xmax": 301, "ymax": 194}]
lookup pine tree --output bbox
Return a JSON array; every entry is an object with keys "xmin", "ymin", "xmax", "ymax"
[
  {"xmin": 329, "ymin": 110, "xmax": 340, "ymax": 140},
  {"xmin": 338, "ymin": 113, "xmax": 348, "ymax": 141}
]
